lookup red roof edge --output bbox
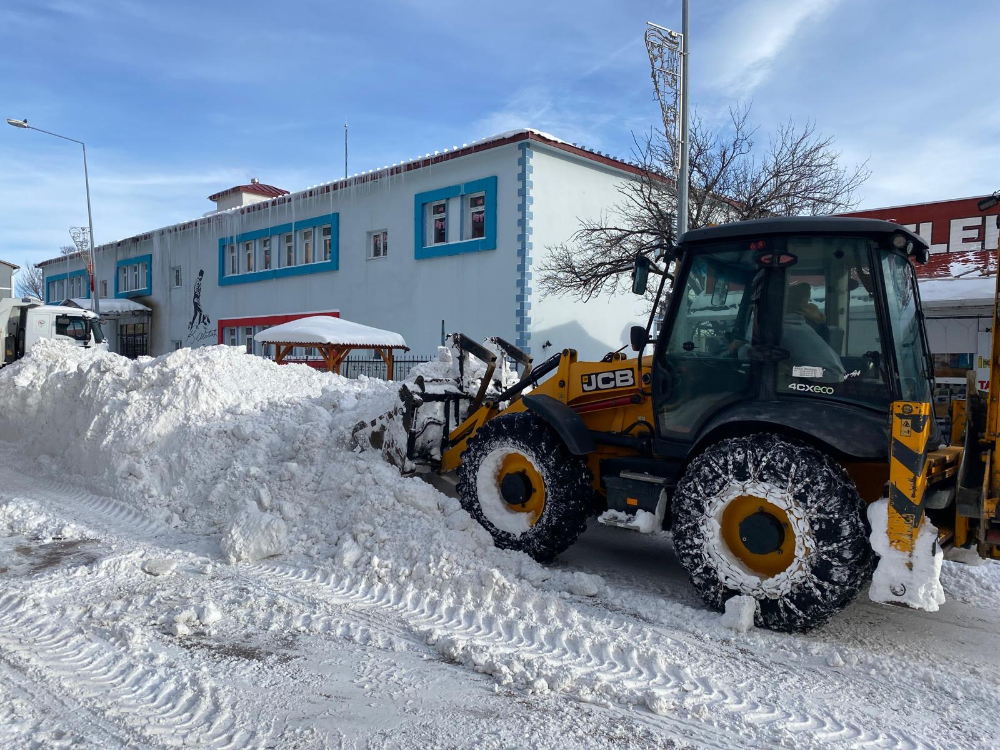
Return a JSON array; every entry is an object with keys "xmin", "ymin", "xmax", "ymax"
[{"xmin": 208, "ymin": 183, "xmax": 289, "ymax": 202}]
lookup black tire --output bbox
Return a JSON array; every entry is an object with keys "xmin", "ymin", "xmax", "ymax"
[
  {"xmin": 456, "ymin": 412, "xmax": 593, "ymax": 563},
  {"xmin": 671, "ymin": 433, "xmax": 873, "ymax": 632}
]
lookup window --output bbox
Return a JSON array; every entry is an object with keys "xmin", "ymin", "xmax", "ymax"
[
  {"xmin": 117, "ymin": 259, "xmax": 149, "ymax": 295},
  {"xmin": 244, "ymin": 326, "xmax": 254, "ymax": 353},
  {"xmin": 284, "ymin": 233, "xmax": 295, "ymax": 267},
  {"xmin": 244, "ymin": 241, "xmax": 254, "ymax": 273},
  {"xmin": 431, "ymin": 202, "xmax": 447, "ymax": 244},
  {"xmin": 369, "ymin": 230, "xmax": 388, "ymax": 259},
  {"xmin": 172, "ymin": 340, "xmax": 182, "ymax": 351},
  {"xmin": 226, "ymin": 327, "xmax": 237, "ymax": 347},
  {"xmin": 466, "ymin": 193, "xmax": 486, "ymax": 239},
  {"xmin": 55, "ymin": 316, "xmax": 89, "ymax": 341},
  {"xmin": 100, "ymin": 280, "xmax": 108, "ymax": 298},
  {"xmin": 322, "ymin": 226, "xmax": 331, "ymax": 261},
  {"xmin": 171, "ymin": 267, "xmax": 182, "ymax": 288},
  {"xmin": 262, "ymin": 238, "xmax": 272, "ymax": 270},
  {"xmin": 882, "ymin": 252, "xmax": 932, "ymax": 403},
  {"xmin": 228, "ymin": 244, "xmax": 237, "ymax": 276},
  {"xmin": 302, "ymin": 229, "xmax": 314, "ymax": 264}
]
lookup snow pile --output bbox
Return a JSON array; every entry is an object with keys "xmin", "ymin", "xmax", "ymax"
[
  {"xmin": 221, "ymin": 501, "xmax": 288, "ymax": 563},
  {"xmin": 0, "ymin": 340, "xmax": 599, "ymax": 600},
  {"xmin": 720, "ymin": 595, "xmax": 757, "ymax": 633},
  {"xmin": 597, "ymin": 509, "xmax": 659, "ymax": 533},
  {"xmin": 868, "ymin": 498, "xmax": 946, "ymax": 611}
]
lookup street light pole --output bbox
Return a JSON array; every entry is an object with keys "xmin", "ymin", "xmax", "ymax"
[
  {"xmin": 6, "ymin": 118, "xmax": 100, "ymax": 315},
  {"xmin": 677, "ymin": 0, "xmax": 690, "ymax": 236}
]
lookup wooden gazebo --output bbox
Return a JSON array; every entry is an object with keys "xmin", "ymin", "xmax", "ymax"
[{"xmin": 254, "ymin": 316, "xmax": 409, "ymax": 380}]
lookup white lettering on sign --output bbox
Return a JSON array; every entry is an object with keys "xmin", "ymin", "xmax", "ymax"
[
  {"xmin": 949, "ymin": 217, "xmax": 984, "ymax": 252},
  {"xmin": 581, "ymin": 368, "xmax": 636, "ymax": 392}
]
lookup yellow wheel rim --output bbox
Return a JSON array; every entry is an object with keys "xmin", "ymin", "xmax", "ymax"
[
  {"xmin": 720, "ymin": 495, "xmax": 795, "ymax": 577},
  {"xmin": 497, "ymin": 453, "xmax": 546, "ymax": 527}
]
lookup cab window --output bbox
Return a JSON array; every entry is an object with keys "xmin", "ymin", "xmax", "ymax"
[
  {"xmin": 55, "ymin": 316, "xmax": 90, "ymax": 341},
  {"xmin": 778, "ymin": 236, "xmax": 889, "ymax": 407}
]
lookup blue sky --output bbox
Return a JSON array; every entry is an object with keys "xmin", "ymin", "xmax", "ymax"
[{"xmin": 2, "ymin": 0, "xmax": 998, "ymax": 273}]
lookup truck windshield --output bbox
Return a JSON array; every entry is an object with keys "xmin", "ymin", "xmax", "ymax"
[{"xmin": 90, "ymin": 319, "xmax": 105, "ymax": 344}]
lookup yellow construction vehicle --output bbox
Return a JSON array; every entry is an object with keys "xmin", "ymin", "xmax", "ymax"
[{"xmin": 361, "ymin": 203, "xmax": 1000, "ymax": 632}]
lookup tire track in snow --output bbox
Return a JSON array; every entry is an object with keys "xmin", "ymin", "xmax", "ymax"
[
  {"xmin": 0, "ymin": 467, "xmax": 939, "ymax": 749},
  {"xmin": 0, "ymin": 650, "xmax": 134, "ymax": 749},
  {"xmin": 0, "ymin": 592, "xmax": 269, "ymax": 749}
]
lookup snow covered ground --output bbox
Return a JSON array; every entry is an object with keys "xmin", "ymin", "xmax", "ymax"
[{"xmin": 2, "ymin": 342, "xmax": 1000, "ymax": 749}]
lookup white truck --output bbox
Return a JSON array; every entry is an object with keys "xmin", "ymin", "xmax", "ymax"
[{"xmin": 1, "ymin": 297, "xmax": 106, "ymax": 366}]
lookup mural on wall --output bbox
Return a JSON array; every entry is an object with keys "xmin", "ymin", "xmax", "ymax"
[{"xmin": 185, "ymin": 269, "xmax": 215, "ymax": 345}]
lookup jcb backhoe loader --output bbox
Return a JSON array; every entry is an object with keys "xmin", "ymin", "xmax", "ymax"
[{"xmin": 359, "ymin": 204, "xmax": 1000, "ymax": 632}]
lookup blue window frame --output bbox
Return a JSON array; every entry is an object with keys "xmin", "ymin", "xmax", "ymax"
[
  {"xmin": 45, "ymin": 269, "xmax": 91, "ymax": 303},
  {"xmin": 414, "ymin": 176, "xmax": 497, "ymax": 260},
  {"xmin": 218, "ymin": 213, "xmax": 339, "ymax": 286},
  {"xmin": 115, "ymin": 254, "xmax": 152, "ymax": 298}
]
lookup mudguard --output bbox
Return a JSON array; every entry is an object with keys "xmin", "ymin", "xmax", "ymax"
[{"xmin": 522, "ymin": 394, "xmax": 596, "ymax": 455}]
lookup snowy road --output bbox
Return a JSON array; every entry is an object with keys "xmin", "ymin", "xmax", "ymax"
[
  {"xmin": 3, "ymin": 343, "xmax": 1000, "ymax": 749},
  {"xmin": 2, "ymin": 461, "xmax": 999, "ymax": 749}
]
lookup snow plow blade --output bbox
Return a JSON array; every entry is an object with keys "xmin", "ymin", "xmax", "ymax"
[
  {"xmin": 351, "ymin": 333, "xmax": 531, "ymax": 472},
  {"xmin": 869, "ymin": 401, "xmax": 945, "ymax": 611}
]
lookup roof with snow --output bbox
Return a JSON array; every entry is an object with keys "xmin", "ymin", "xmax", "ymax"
[
  {"xmin": 37, "ymin": 129, "xmax": 646, "ymax": 266},
  {"xmin": 64, "ymin": 298, "xmax": 152, "ymax": 314},
  {"xmin": 208, "ymin": 181, "xmax": 289, "ymax": 202},
  {"xmin": 254, "ymin": 316, "xmax": 407, "ymax": 349}
]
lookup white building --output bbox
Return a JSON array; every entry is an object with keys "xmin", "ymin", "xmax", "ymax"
[
  {"xmin": 39, "ymin": 130, "xmax": 648, "ymax": 365},
  {"xmin": 0, "ymin": 260, "xmax": 16, "ymax": 300}
]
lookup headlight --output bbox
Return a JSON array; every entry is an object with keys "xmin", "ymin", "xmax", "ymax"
[{"xmin": 892, "ymin": 233, "xmax": 908, "ymax": 250}]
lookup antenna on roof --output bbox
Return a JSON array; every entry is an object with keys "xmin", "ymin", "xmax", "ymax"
[{"xmin": 344, "ymin": 121, "xmax": 348, "ymax": 180}]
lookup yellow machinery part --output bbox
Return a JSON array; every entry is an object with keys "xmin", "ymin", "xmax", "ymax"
[
  {"xmin": 497, "ymin": 452, "xmax": 546, "ymax": 526},
  {"xmin": 720, "ymin": 495, "xmax": 795, "ymax": 578}
]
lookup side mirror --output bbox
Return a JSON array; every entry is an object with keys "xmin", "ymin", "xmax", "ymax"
[
  {"xmin": 630, "ymin": 325, "xmax": 649, "ymax": 352},
  {"xmin": 632, "ymin": 255, "xmax": 651, "ymax": 295}
]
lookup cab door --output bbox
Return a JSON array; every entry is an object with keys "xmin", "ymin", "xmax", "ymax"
[{"xmin": 652, "ymin": 243, "xmax": 765, "ymax": 444}]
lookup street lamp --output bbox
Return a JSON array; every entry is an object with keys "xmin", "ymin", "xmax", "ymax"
[{"xmin": 6, "ymin": 117, "xmax": 100, "ymax": 315}]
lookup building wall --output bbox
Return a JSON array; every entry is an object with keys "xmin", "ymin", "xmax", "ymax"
[
  {"xmin": 45, "ymin": 145, "xmax": 525, "ymax": 358},
  {"xmin": 0, "ymin": 264, "xmax": 12, "ymax": 300},
  {"xmin": 527, "ymin": 145, "xmax": 648, "ymax": 361}
]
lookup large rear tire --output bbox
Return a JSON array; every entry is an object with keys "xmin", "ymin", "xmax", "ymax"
[
  {"xmin": 671, "ymin": 433, "xmax": 873, "ymax": 632},
  {"xmin": 456, "ymin": 412, "xmax": 593, "ymax": 562}
]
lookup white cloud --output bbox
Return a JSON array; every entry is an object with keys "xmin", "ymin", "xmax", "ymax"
[{"xmin": 699, "ymin": 0, "xmax": 840, "ymax": 95}]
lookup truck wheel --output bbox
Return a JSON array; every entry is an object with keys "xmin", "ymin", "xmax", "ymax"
[
  {"xmin": 671, "ymin": 433, "xmax": 873, "ymax": 632},
  {"xmin": 456, "ymin": 412, "xmax": 593, "ymax": 563}
]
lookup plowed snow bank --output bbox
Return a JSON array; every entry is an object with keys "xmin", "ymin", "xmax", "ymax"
[{"xmin": 0, "ymin": 341, "xmax": 600, "ymax": 598}]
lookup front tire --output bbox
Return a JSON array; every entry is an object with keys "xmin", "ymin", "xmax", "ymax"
[
  {"xmin": 671, "ymin": 434, "xmax": 873, "ymax": 632},
  {"xmin": 457, "ymin": 412, "xmax": 593, "ymax": 562}
]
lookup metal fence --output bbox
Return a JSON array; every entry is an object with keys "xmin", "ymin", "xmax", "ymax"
[{"xmin": 341, "ymin": 355, "xmax": 431, "ymax": 381}]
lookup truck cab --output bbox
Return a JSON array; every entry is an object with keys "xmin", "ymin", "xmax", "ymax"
[{"xmin": 1, "ymin": 297, "xmax": 106, "ymax": 366}]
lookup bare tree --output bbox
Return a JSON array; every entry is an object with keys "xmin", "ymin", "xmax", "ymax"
[
  {"xmin": 15, "ymin": 263, "xmax": 45, "ymax": 299},
  {"xmin": 537, "ymin": 104, "xmax": 870, "ymax": 301}
]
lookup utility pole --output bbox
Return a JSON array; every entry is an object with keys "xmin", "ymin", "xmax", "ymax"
[{"xmin": 677, "ymin": 0, "xmax": 690, "ymax": 236}]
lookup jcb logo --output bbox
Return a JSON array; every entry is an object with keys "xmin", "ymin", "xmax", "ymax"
[{"xmin": 581, "ymin": 369, "xmax": 636, "ymax": 392}]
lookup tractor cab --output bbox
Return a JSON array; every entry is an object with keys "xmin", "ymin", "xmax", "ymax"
[{"xmin": 640, "ymin": 217, "xmax": 934, "ymax": 463}]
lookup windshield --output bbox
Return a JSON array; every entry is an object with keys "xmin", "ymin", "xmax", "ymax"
[
  {"xmin": 55, "ymin": 315, "xmax": 91, "ymax": 342},
  {"xmin": 90, "ymin": 319, "xmax": 105, "ymax": 344},
  {"xmin": 881, "ymin": 251, "xmax": 932, "ymax": 402}
]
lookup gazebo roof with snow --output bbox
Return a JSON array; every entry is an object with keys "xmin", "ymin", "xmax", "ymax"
[
  {"xmin": 254, "ymin": 316, "xmax": 406, "ymax": 348},
  {"xmin": 254, "ymin": 316, "xmax": 408, "ymax": 378}
]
